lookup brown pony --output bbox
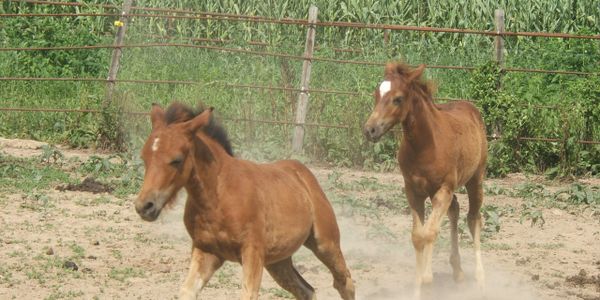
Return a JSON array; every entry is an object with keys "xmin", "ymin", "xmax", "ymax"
[
  {"xmin": 363, "ymin": 63, "xmax": 487, "ymax": 297},
  {"xmin": 134, "ymin": 103, "xmax": 355, "ymax": 300}
]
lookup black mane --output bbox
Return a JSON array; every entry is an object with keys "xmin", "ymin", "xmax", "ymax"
[{"xmin": 164, "ymin": 102, "xmax": 234, "ymax": 156}]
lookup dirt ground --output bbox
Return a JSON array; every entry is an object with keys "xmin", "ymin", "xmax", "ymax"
[{"xmin": 0, "ymin": 138, "xmax": 599, "ymax": 300}]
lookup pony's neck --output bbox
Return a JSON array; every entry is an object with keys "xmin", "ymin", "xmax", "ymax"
[
  {"xmin": 402, "ymin": 91, "xmax": 439, "ymax": 151},
  {"xmin": 184, "ymin": 133, "xmax": 231, "ymax": 207}
]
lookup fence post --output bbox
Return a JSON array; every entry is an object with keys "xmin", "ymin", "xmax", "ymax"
[
  {"xmin": 291, "ymin": 5, "xmax": 318, "ymax": 153},
  {"xmin": 494, "ymin": 9, "xmax": 505, "ymax": 65},
  {"xmin": 105, "ymin": 0, "xmax": 134, "ymax": 106},
  {"xmin": 490, "ymin": 9, "xmax": 505, "ymax": 138}
]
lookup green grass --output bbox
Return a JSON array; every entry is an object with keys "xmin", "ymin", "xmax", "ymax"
[
  {"xmin": 0, "ymin": 156, "xmax": 72, "ymax": 193},
  {"xmin": 44, "ymin": 290, "xmax": 85, "ymax": 300},
  {"xmin": 267, "ymin": 288, "xmax": 294, "ymax": 299},
  {"xmin": 1, "ymin": 0, "xmax": 599, "ymax": 175},
  {"xmin": 0, "ymin": 266, "xmax": 14, "ymax": 285},
  {"xmin": 108, "ymin": 267, "xmax": 145, "ymax": 282}
]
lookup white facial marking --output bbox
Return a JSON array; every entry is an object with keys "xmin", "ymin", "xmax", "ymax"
[
  {"xmin": 379, "ymin": 81, "xmax": 391, "ymax": 98},
  {"xmin": 152, "ymin": 138, "xmax": 160, "ymax": 152}
]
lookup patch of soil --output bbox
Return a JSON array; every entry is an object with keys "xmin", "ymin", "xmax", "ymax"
[
  {"xmin": 57, "ymin": 177, "xmax": 113, "ymax": 194},
  {"xmin": 566, "ymin": 269, "xmax": 600, "ymax": 290},
  {"xmin": 2, "ymin": 138, "xmax": 600, "ymax": 300}
]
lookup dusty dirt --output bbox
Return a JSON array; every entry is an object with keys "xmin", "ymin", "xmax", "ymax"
[
  {"xmin": 56, "ymin": 177, "xmax": 114, "ymax": 194},
  {"xmin": 1, "ymin": 138, "xmax": 599, "ymax": 300}
]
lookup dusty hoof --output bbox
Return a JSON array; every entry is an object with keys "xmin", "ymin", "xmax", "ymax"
[
  {"xmin": 421, "ymin": 274, "xmax": 433, "ymax": 284},
  {"xmin": 453, "ymin": 270, "xmax": 465, "ymax": 282}
]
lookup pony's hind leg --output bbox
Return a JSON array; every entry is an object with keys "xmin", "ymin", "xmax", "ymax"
[
  {"xmin": 266, "ymin": 257, "xmax": 315, "ymax": 300},
  {"xmin": 180, "ymin": 247, "xmax": 224, "ymax": 300},
  {"xmin": 466, "ymin": 175, "xmax": 485, "ymax": 290},
  {"xmin": 305, "ymin": 237, "xmax": 355, "ymax": 300},
  {"xmin": 447, "ymin": 194, "xmax": 464, "ymax": 282},
  {"xmin": 304, "ymin": 233, "xmax": 355, "ymax": 300}
]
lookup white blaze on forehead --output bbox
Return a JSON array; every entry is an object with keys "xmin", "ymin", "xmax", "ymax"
[
  {"xmin": 151, "ymin": 138, "xmax": 160, "ymax": 152},
  {"xmin": 379, "ymin": 81, "xmax": 391, "ymax": 98}
]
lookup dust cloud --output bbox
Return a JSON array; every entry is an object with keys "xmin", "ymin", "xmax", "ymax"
[
  {"xmin": 336, "ymin": 215, "xmax": 540, "ymax": 300},
  {"xmin": 147, "ymin": 189, "xmax": 191, "ymax": 242},
  {"xmin": 137, "ymin": 189, "xmax": 540, "ymax": 300}
]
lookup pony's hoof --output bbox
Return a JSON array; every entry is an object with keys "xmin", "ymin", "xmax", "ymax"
[
  {"xmin": 453, "ymin": 270, "xmax": 465, "ymax": 282},
  {"xmin": 421, "ymin": 273, "xmax": 433, "ymax": 284}
]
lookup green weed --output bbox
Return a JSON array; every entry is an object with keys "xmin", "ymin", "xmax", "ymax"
[
  {"xmin": 554, "ymin": 182, "xmax": 600, "ymax": 206},
  {"xmin": 39, "ymin": 145, "xmax": 64, "ymax": 165},
  {"xmin": 481, "ymin": 205, "xmax": 502, "ymax": 235},
  {"xmin": 0, "ymin": 156, "xmax": 72, "ymax": 193},
  {"xmin": 44, "ymin": 290, "xmax": 84, "ymax": 300},
  {"xmin": 267, "ymin": 288, "xmax": 294, "ymax": 299},
  {"xmin": 1, "ymin": 0, "xmax": 599, "ymax": 175},
  {"xmin": 108, "ymin": 267, "xmax": 145, "ymax": 282},
  {"xmin": 0, "ymin": 266, "xmax": 13, "ymax": 284},
  {"xmin": 69, "ymin": 243, "xmax": 86, "ymax": 260},
  {"xmin": 520, "ymin": 201, "xmax": 545, "ymax": 228},
  {"xmin": 484, "ymin": 184, "xmax": 509, "ymax": 196}
]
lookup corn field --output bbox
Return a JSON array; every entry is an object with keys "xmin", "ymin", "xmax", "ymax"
[{"xmin": 1, "ymin": 0, "xmax": 599, "ymax": 176}]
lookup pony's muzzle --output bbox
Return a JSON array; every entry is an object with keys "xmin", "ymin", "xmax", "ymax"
[
  {"xmin": 135, "ymin": 198, "xmax": 161, "ymax": 221},
  {"xmin": 363, "ymin": 123, "xmax": 383, "ymax": 142}
]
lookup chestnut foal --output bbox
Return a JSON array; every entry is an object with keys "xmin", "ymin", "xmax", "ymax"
[
  {"xmin": 364, "ymin": 63, "xmax": 487, "ymax": 297},
  {"xmin": 134, "ymin": 103, "xmax": 354, "ymax": 300}
]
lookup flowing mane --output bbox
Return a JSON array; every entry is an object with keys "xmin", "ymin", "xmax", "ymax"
[{"xmin": 163, "ymin": 102, "xmax": 234, "ymax": 156}]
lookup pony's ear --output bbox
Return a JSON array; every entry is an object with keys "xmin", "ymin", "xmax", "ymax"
[
  {"xmin": 150, "ymin": 103, "xmax": 166, "ymax": 131},
  {"xmin": 384, "ymin": 62, "xmax": 398, "ymax": 77},
  {"xmin": 185, "ymin": 107, "xmax": 213, "ymax": 134},
  {"xmin": 408, "ymin": 64, "xmax": 426, "ymax": 82}
]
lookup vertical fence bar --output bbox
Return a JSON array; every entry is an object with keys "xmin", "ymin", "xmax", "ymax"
[
  {"xmin": 492, "ymin": 8, "xmax": 506, "ymax": 138},
  {"xmin": 291, "ymin": 5, "xmax": 318, "ymax": 153},
  {"xmin": 494, "ymin": 9, "xmax": 505, "ymax": 65},
  {"xmin": 105, "ymin": 0, "xmax": 134, "ymax": 106}
]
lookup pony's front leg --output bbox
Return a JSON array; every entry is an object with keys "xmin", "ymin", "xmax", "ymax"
[
  {"xmin": 406, "ymin": 187, "xmax": 426, "ymax": 299},
  {"xmin": 241, "ymin": 246, "xmax": 265, "ymax": 300},
  {"xmin": 180, "ymin": 247, "xmax": 223, "ymax": 300},
  {"xmin": 421, "ymin": 187, "xmax": 453, "ymax": 285}
]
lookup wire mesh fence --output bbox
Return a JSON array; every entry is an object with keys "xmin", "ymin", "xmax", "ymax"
[{"xmin": 1, "ymin": 0, "xmax": 599, "ymax": 159}]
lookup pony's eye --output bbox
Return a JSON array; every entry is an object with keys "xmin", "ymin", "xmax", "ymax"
[
  {"xmin": 170, "ymin": 157, "xmax": 183, "ymax": 167},
  {"xmin": 393, "ymin": 96, "xmax": 403, "ymax": 105}
]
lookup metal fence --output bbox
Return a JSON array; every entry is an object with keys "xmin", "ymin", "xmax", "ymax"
[{"xmin": 1, "ymin": 0, "xmax": 599, "ymax": 148}]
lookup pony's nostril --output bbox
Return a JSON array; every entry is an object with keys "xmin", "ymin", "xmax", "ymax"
[
  {"xmin": 143, "ymin": 201, "xmax": 154, "ymax": 211},
  {"xmin": 369, "ymin": 127, "xmax": 376, "ymax": 135}
]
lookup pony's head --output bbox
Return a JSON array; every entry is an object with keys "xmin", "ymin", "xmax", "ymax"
[
  {"xmin": 363, "ymin": 62, "xmax": 430, "ymax": 142},
  {"xmin": 134, "ymin": 104, "xmax": 213, "ymax": 221}
]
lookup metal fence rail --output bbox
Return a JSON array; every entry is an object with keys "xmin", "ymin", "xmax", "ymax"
[
  {"xmin": 5, "ymin": 1, "xmax": 600, "ymax": 40},
  {"xmin": 1, "ymin": 43, "xmax": 598, "ymax": 76},
  {"xmin": 1, "ymin": 106, "xmax": 598, "ymax": 145},
  {"xmin": 1, "ymin": 1, "xmax": 599, "ymax": 147}
]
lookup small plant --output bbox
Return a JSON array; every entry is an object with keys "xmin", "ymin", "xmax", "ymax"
[
  {"xmin": 45, "ymin": 290, "xmax": 85, "ymax": 300},
  {"xmin": 267, "ymin": 288, "xmax": 294, "ymax": 299},
  {"xmin": 20, "ymin": 192, "xmax": 54, "ymax": 212},
  {"xmin": 481, "ymin": 205, "xmax": 502, "ymax": 235},
  {"xmin": 512, "ymin": 182, "xmax": 546, "ymax": 199},
  {"xmin": 520, "ymin": 201, "xmax": 545, "ymax": 228},
  {"xmin": 108, "ymin": 267, "xmax": 145, "ymax": 282},
  {"xmin": 554, "ymin": 182, "xmax": 600, "ymax": 206},
  {"xmin": 111, "ymin": 249, "xmax": 122, "ymax": 260},
  {"xmin": 327, "ymin": 170, "xmax": 343, "ymax": 189},
  {"xmin": 0, "ymin": 266, "xmax": 13, "ymax": 284},
  {"xmin": 69, "ymin": 242, "xmax": 85, "ymax": 260},
  {"xmin": 484, "ymin": 183, "xmax": 509, "ymax": 196},
  {"xmin": 39, "ymin": 145, "xmax": 64, "ymax": 165},
  {"xmin": 80, "ymin": 155, "xmax": 115, "ymax": 175}
]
